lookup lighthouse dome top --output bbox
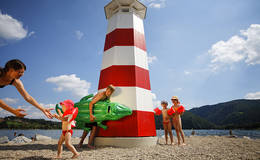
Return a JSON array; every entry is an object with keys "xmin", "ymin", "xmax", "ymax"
[{"xmin": 104, "ymin": 0, "xmax": 147, "ymax": 20}]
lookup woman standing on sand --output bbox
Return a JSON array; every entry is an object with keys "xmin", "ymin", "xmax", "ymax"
[
  {"xmin": 171, "ymin": 96, "xmax": 186, "ymax": 145},
  {"xmin": 0, "ymin": 59, "xmax": 53, "ymax": 119}
]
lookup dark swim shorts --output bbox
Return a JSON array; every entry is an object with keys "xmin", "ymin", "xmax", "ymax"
[{"xmin": 85, "ymin": 122, "xmax": 97, "ymax": 128}]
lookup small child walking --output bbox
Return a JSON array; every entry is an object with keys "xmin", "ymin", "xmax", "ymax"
[
  {"xmin": 171, "ymin": 96, "xmax": 186, "ymax": 145},
  {"xmin": 54, "ymin": 100, "xmax": 80, "ymax": 159},
  {"xmin": 161, "ymin": 101, "xmax": 174, "ymax": 145}
]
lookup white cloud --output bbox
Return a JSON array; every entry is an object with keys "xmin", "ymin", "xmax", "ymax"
[
  {"xmin": 39, "ymin": 103, "xmax": 56, "ymax": 109},
  {"xmin": 151, "ymin": 92, "xmax": 161, "ymax": 109},
  {"xmin": 184, "ymin": 71, "xmax": 191, "ymax": 75},
  {"xmin": 174, "ymin": 87, "xmax": 183, "ymax": 92},
  {"xmin": 0, "ymin": 109, "xmax": 12, "ymax": 117},
  {"xmin": 2, "ymin": 98, "xmax": 19, "ymax": 104},
  {"xmin": 241, "ymin": 24, "xmax": 260, "ymax": 65},
  {"xmin": 46, "ymin": 74, "xmax": 91, "ymax": 98},
  {"xmin": 210, "ymin": 36, "xmax": 246, "ymax": 64},
  {"xmin": 208, "ymin": 24, "xmax": 260, "ymax": 71},
  {"xmin": 147, "ymin": 53, "xmax": 158, "ymax": 65},
  {"xmin": 0, "ymin": 11, "xmax": 28, "ymax": 40},
  {"xmin": 245, "ymin": 92, "xmax": 260, "ymax": 100},
  {"xmin": 149, "ymin": 3, "xmax": 162, "ymax": 8},
  {"xmin": 17, "ymin": 103, "xmax": 55, "ymax": 119},
  {"xmin": 27, "ymin": 103, "xmax": 56, "ymax": 119},
  {"xmin": 27, "ymin": 31, "xmax": 35, "ymax": 37},
  {"xmin": 140, "ymin": 0, "xmax": 166, "ymax": 9},
  {"xmin": 75, "ymin": 30, "xmax": 84, "ymax": 40}
]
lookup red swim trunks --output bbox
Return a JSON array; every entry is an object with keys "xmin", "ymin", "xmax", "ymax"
[
  {"xmin": 62, "ymin": 129, "xmax": 73, "ymax": 136},
  {"xmin": 163, "ymin": 121, "xmax": 169, "ymax": 125}
]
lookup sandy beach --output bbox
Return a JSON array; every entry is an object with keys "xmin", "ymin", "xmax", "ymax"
[{"xmin": 0, "ymin": 136, "xmax": 259, "ymax": 160}]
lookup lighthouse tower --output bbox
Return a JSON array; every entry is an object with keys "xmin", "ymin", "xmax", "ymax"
[{"xmin": 95, "ymin": 0, "xmax": 157, "ymax": 147}]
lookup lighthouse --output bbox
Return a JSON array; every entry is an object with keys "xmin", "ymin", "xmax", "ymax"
[{"xmin": 95, "ymin": 0, "xmax": 157, "ymax": 147}]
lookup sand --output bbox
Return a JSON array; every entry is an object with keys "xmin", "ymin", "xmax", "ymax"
[{"xmin": 0, "ymin": 136, "xmax": 259, "ymax": 160}]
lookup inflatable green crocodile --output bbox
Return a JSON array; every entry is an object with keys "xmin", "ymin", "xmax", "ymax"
[{"xmin": 55, "ymin": 94, "xmax": 132, "ymax": 131}]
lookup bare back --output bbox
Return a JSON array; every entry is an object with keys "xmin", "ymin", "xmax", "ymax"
[{"xmin": 92, "ymin": 91, "xmax": 108, "ymax": 102}]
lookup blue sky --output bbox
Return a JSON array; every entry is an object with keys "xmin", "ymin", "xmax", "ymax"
[{"xmin": 0, "ymin": 0, "xmax": 260, "ymax": 119}]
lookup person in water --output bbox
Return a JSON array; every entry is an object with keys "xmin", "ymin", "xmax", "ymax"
[
  {"xmin": 54, "ymin": 100, "xmax": 79, "ymax": 159},
  {"xmin": 171, "ymin": 96, "xmax": 186, "ymax": 146},
  {"xmin": 0, "ymin": 59, "xmax": 53, "ymax": 118},
  {"xmin": 78, "ymin": 85, "xmax": 115, "ymax": 149},
  {"xmin": 161, "ymin": 100, "xmax": 174, "ymax": 145}
]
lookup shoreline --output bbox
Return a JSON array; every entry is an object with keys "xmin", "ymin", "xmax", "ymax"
[
  {"xmin": 0, "ymin": 136, "xmax": 259, "ymax": 160},
  {"xmin": 1, "ymin": 129, "xmax": 260, "ymax": 140}
]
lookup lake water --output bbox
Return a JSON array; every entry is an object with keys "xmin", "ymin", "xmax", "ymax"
[
  {"xmin": 157, "ymin": 129, "xmax": 260, "ymax": 139},
  {"xmin": 1, "ymin": 129, "xmax": 259, "ymax": 140}
]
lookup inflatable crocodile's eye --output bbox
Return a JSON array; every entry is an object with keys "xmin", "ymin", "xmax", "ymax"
[{"xmin": 107, "ymin": 106, "xmax": 111, "ymax": 113}]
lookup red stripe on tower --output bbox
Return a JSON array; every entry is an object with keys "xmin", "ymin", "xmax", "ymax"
[
  {"xmin": 104, "ymin": 29, "xmax": 146, "ymax": 52},
  {"xmin": 98, "ymin": 65, "xmax": 151, "ymax": 90},
  {"xmin": 98, "ymin": 111, "xmax": 156, "ymax": 137}
]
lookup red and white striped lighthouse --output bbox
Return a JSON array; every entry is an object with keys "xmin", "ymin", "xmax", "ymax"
[{"xmin": 95, "ymin": 0, "xmax": 157, "ymax": 147}]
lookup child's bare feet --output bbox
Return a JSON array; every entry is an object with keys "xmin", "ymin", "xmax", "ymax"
[
  {"xmin": 87, "ymin": 144, "xmax": 95, "ymax": 149},
  {"xmin": 72, "ymin": 153, "xmax": 80, "ymax": 159},
  {"xmin": 181, "ymin": 143, "xmax": 186, "ymax": 146},
  {"xmin": 55, "ymin": 155, "xmax": 62, "ymax": 159}
]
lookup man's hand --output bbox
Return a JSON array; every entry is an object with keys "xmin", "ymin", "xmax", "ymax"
[
  {"xmin": 13, "ymin": 108, "xmax": 27, "ymax": 118},
  {"xmin": 42, "ymin": 108, "xmax": 54, "ymax": 119},
  {"xmin": 90, "ymin": 114, "xmax": 96, "ymax": 122}
]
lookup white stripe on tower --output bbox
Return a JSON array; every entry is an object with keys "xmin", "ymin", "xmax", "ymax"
[
  {"xmin": 107, "ymin": 12, "xmax": 145, "ymax": 34},
  {"xmin": 98, "ymin": 87, "xmax": 153, "ymax": 112},
  {"xmin": 102, "ymin": 46, "xmax": 149, "ymax": 70}
]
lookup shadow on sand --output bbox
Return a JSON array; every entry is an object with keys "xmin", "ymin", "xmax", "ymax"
[
  {"xmin": 20, "ymin": 156, "xmax": 52, "ymax": 160},
  {"xmin": 0, "ymin": 144, "xmax": 57, "ymax": 151},
  {"xmin": 0, "ymin": 156, "xmax": 52, "ymax": 160}
]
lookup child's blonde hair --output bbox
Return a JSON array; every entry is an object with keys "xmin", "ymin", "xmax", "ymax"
[
  {"xmin": 106, "ymin": 84, "xmax": 115, "ymax": 92},
  {"xmin": 171, "ymin": 96, "xmax": 180, "ymax": 104}
]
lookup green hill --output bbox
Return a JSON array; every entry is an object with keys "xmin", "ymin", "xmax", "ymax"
[
  {"xmin": 154, "ymin": 111, "xmax": 216, "ymax": 129},
  {"xmin": 189, "ymin": 99, "xmax": 260, "ymax": 129},
  {"xmin": 181, "ymin": 111, "xmax": 216, "ymax": 129},
  {"xmin": 0, "ymin": 116, "xmax": 61, "ymax": 129}
]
